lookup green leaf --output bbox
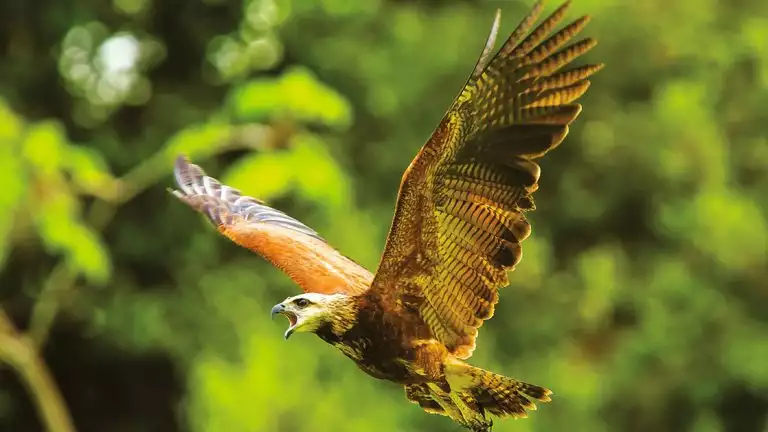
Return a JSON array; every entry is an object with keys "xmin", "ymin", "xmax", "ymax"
[
  {"xmin": 221, "ymin": 133, "xmax": 352, "ymax": 209},
  {"xmin": 62, "ymin": 144, "xmax": 119, "ymax": 200},
  {"xmin": 0, "ymin": 100, "xmax": 28, "ymax": 268},
  {"xmin": 291, "ymin": 134, "xmax": 352, "ymax": 209},
  {"xmin": 0, "ymin": 99, "xmax": 24, "ymax": 141},
  {"xmin": 35, "ymin": 190, "xmax": 112, "ymax": 284},
  {"xmin": 657, "ymin": 187, "xmax": 767, "ymax": 272},
  {"xmin": 577, "ymin": 244, "xmax": 624, "ymax": 329},
  {"xmin": 163, "ymin": 122, "xmax": 234, "ymax": 162},
  {"xmin": 229, "ymin": 67, "xmax": 352, "ymax": 129},
  {"xmin": 21, "ymin": 120, "xmax": 68, "ymax": 176},
  {"xmin": 221, "ymin": 148, "xmax": 294, "ymax": 201}
]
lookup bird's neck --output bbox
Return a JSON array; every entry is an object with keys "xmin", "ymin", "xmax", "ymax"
[{"xmin": 314, "ymin": 294, "xmax": 360, "ymax": 343}]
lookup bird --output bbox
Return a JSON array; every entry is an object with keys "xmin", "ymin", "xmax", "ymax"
[{"xmin": 170, "ymin": 1, "xmax": 601, "ymax": 430}]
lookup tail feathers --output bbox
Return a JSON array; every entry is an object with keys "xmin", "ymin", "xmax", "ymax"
[
  {"xmin": 405, "ymin": 365, "xmax": 551, "ymax": 430},
  {"xmin": 471, "ymin": 368, "xmax": 551, "ymax": 418}
]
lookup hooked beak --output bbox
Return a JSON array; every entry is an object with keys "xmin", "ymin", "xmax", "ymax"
[
  {"xmin": 270, "ymin": 303, "xmax": 284, "ymax": 319},
  {"xmin": 270, "ymin": 303, "xmax": 297, "ymax": 339}
]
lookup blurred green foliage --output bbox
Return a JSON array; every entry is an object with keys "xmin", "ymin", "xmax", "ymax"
[{"xmin": 1, "ymin": 0, "xmax": 767, "ymax": 431}]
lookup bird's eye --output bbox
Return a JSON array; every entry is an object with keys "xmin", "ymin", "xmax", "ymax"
[{"xmin": 294, "ymin": 298, "xmax": 310, "ymax": 308}]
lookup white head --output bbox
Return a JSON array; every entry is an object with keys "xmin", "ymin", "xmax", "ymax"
[{"xmin": 270, "ymin": 293, "xmax": 350, "ymax": 339}]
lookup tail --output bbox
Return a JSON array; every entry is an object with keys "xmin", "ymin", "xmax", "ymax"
[
  {"xmin": 447, "ymin": 362, "xmax": 552, "ymax": 419},
  {"xmin": 473, "ymin": 368, "xmax": 551, "ymax": 418}
]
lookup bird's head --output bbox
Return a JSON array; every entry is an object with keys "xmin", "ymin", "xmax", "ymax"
[{"xmin": 270, "ymin": 293, "xmax": 350, "ymax": 339}]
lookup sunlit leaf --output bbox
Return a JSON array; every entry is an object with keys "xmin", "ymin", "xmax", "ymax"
[
  {"xmin": 229, "ymin": 67, "xmax": 352, "ymax": 129},
  {"xmin": 657, "ymin": 188, "xmax": 767, "ymax": 272},
  {"xmin": 577, "ymin": 244, "xmax": 624, "ymax": 329},
  {"xmin": 0, "ymin": 99, "xmax": 24, "ymax": 141},
  {"xmin": 62, "ymin": 144, "xmax": 119, "ymax": 200},
  {"xmin": 221, "ymin": 149, "xmax": 294, "ymax": 201},
  {"xmin": 291, "ymin": 134, "xmax": 352, "ymax": 209},
  {"xmin": 34, "ymin": 179, "xmax": 112, "ymax": 284},
  {"xmin": 0, "ymin": 100, "xmax": 28, "ymax": 267},
  {"xmin": 21, "ymin": 120, "xmax": 67, "ymax": 176},
  {"xmin": 163, "ymin": 122, "xmax": 234, "ymax": 162}
]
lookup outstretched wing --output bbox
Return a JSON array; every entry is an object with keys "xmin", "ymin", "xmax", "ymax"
[
  {"xmin": 368, "ymin": 1, "xmax": 602, "ymax": 358},
  {"xmin": 172, "ymin": 156, "xmax": 373, "ymax": 295}
]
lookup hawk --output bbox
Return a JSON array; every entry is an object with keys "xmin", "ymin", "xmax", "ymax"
[{"xmin": 171, "ymin": 1, "xmax": 601, "ymax": 430}]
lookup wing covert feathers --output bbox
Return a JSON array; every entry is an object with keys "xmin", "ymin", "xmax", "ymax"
[
  {"xmin": 172, "ymin": 156, "xmax": 372, "ymax": 295},
  {"xmin": 369, "ymin": 1, "xmax": 602, "ymax": 359}
]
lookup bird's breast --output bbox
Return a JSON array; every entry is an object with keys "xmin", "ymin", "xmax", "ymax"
[
  {"xmin": 315, "ymin": 317, "xmax": 418, "ymax": 383},
  {"xmin": 327, "ymin": 333, "xmax": 413, "ymax": 382}
]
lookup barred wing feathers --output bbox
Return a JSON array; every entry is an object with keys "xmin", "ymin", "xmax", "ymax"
[
  {"xmin": 368, "ymin": 1, "xmax": 603, "ymax": 359},
  {"xmin": 172, "ymin": 156, "xmax": 372, "ymax": 295}
]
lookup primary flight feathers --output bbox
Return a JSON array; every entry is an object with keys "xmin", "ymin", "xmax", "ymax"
[
  {"xmin": 172, "ymin": 156, "xmax": 373, "ymax": 295},
  {"xmin": 170, "ymin": 1, "xmax": 601, "ymax": 430},
  {"xmin": 369, "ymin": 0, "xmax": 601, "ymax": 359}
]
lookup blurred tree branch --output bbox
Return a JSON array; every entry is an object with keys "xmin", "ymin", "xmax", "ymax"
[
  {"xmin": 0, "ymin": 310, "xmax": 75, "ymax": 432},
  {"xmin": 0, "ymin": 121, "xmax": 290, "ymax": 431}
]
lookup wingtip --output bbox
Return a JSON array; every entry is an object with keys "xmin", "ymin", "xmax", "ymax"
[
  {"xmin": 583, "ymin": 36, "xmax": 599, "ymax": 50},
  {"xmin": 173, "ymin": 154, "xmax": 208, "ymax": 195},
  {"xmin": 471, "ymin": 7, "xmax": 504, "ymax": 81},
  {"xmin": 173, "ymin": 154, "xmax": 189, "ymax": 182},
  {"xmin": 491, "ymin": 8, "xmax": 502, "ymax": 36},
  {"xmin": 550, "ymin": 0, "xmax": 574, "ymax": 14},
  {"xmin": 574, "ymin": 14, "xmax": 592, "ymax": 27},
  {"xmin": 488, "ymin": 8, "xmax": 502, "ymax": 43},
  {"xmin": 532, "ymin": 0, "xmax": 547, "ymax": 14},
  {"xmin": 541, "ymin": 388, "xmax": 553, "ymax": 403},
  {"xmin": 174, "ymin": 154, "xmax": 190, "ymax": 168},
  {"xmin": 555, "ymin": 0, "xmax": 572, "ymax": 11}
]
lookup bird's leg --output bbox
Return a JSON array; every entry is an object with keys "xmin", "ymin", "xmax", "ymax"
[
  {"xmin": 448, "ymin": 391, "xmax": 491, "ymax": 431},
  {"xmin": 425, "ymin": 383, "xmax": 467, "ymax": 425},
  {"xmin": 469, "ymin": 420, "xmax": 493, "ymax": 432},
  {"xmin": 410, "ymin": 339, "xmax": 449, "ymax": 382}
]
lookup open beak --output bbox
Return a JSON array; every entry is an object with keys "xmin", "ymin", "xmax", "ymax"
[{"xmin": 270, "ymin": 303, "xmax": 298, "ymax": 339}]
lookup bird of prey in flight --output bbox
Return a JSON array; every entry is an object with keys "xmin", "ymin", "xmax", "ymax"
[{"xmin": 171, "ymin": 1, "xmax": 601, "ymax": 430}]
